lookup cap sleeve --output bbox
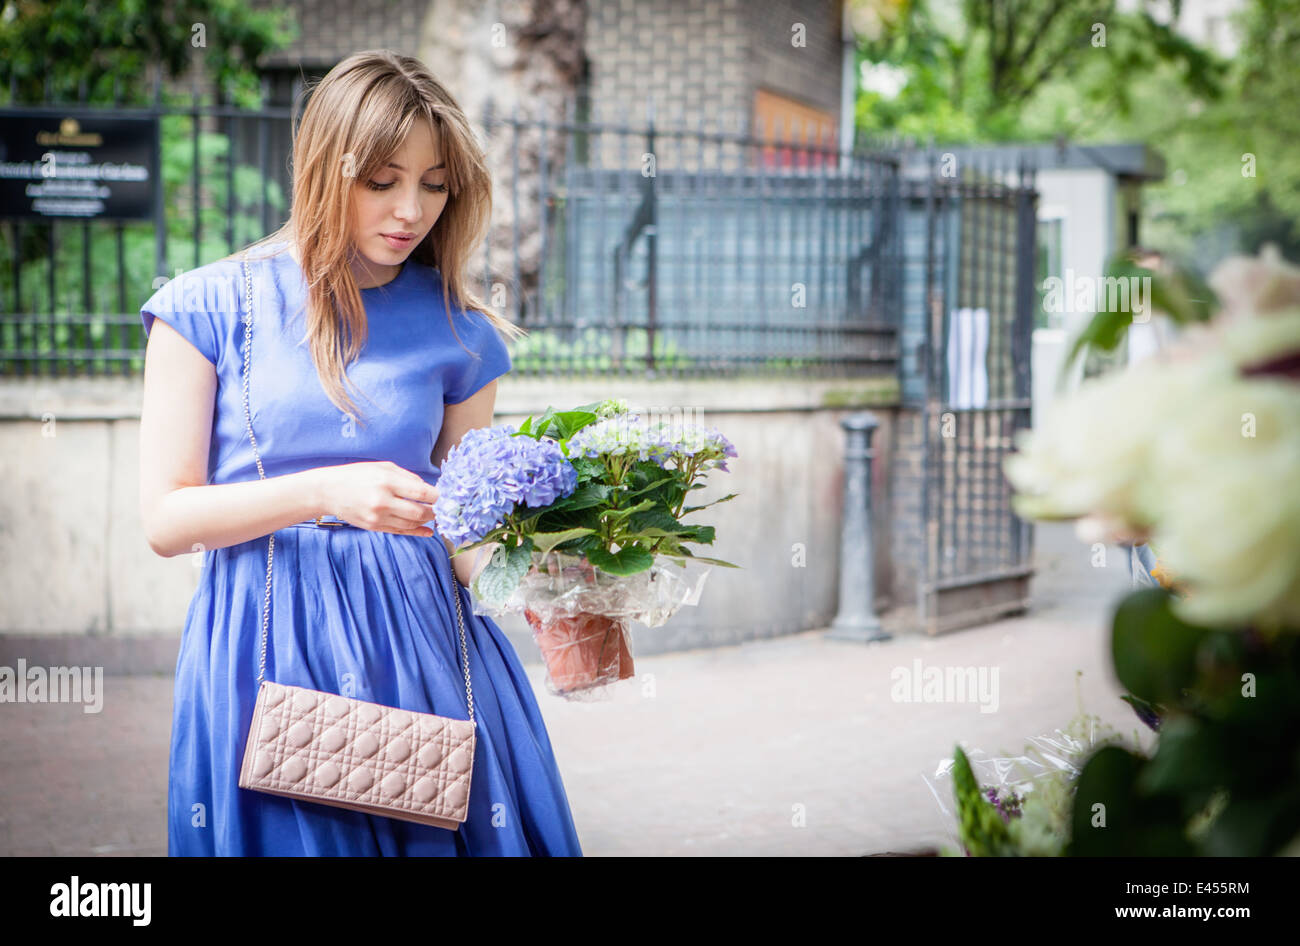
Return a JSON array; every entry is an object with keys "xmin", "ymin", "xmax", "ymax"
[
  {"xmin": 444, "ymin": 310, "xmax": 512, "ymax": 405},
  {"xmin": 140, "ymin": 274, "xmax": 221, "ymax": 366}
]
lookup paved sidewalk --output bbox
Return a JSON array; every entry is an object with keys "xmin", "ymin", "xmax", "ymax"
[{"xmin": 0, "ymin": 523, "xmax": 1148, "ymax": 856}]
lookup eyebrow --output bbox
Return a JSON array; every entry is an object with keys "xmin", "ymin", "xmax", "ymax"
[{"xmin": 385, "ymin": 161, "xmax": 446, "ymax": 171}]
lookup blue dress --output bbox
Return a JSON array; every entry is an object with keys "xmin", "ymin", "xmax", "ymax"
[{"xmin": 140, "ymin": 243, "xmax": 584, "ymax": 856}]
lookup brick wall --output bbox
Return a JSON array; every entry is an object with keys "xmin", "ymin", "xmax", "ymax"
[
  {"xmin": 250, "ymin": 0, "xmax": 428, "ymax": 67},
  {"xmin": 745, "ymin": 0, "xmax": 844, "ymax": 120},
  {"xmin": 583, "ymin": 0, "xmax": 842, "ymax": 167}
]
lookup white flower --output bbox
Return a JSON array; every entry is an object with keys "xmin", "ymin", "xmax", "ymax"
[
  {"xmin": 1146, "ymin": 373, "xmax": 1300, "ymax": 629},
  {"xmin": 1221, "ymin": 309, "xmax": 1300, "ymax": 372},
  {"xmin": 1004, "ymin": 359, "xmax": 1205, "ymax": 532},
  {"xmin": 1208, "ymin": 243, "xmax": 1300, "ymax": 325}
]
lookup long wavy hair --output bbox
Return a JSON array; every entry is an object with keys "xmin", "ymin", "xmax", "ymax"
[{"xmin": 234, "ymin": 49, "xmax": 524, "ymax": 426}]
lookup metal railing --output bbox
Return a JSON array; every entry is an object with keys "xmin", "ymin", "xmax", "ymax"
[
  {"xmin": 0, "ymin": 78, "xmax": 293, "ymax": 377},
  {"xmin": 1, "ymin": 90, "xmax": 904, "ymax": 380},
  {"xmin": 910, "ymin": 149, "xmax": 1039, "ymax": 629},
  {"xmin": 476, "ymin": 99, "xmax": 902, "ymax": 378}
]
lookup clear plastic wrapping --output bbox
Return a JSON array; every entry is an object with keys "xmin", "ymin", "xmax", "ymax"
[
  {"xmin": 471, "ymin": 551, "xmax": 713, "ymax": 700},
  {"xmin": 922, "ymin": 711, "xmax": 1148, "ymax": 856}
]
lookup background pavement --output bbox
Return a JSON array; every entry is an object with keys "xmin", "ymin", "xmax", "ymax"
[{"xmin": 0, "ymin": 522, "xmax": 1150, "ymax": 856}]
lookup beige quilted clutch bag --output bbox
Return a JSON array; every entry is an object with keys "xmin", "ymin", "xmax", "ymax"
[
  {"xmin": 239, "ymin": 680, "xmax": 476, "ymax": 829},
  {"xmin": 234, "ymin": 257, "xmax": 476, "ymax": 829}
]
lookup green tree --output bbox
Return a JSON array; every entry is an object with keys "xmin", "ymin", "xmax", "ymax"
[
  {"xmin": 854, "ymin": 0, "xmax": 1224, "ymax": 142},
  {"xmin": 0, "ymin": 1, "xmax": 295, "ymax": 372},
  {"xmin": 0, "ymin": 0, "xmax": 293, "ymax": 108},
  {"xmin": 851, "ymin": 0, "xmax": 1300, "ymax": 263}
]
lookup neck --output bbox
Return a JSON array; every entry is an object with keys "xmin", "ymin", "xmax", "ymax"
[
  {"xmin": 349, "ymin": 253, "xmax": 401, "ymax": 290},
  {"xmin": 284, "ymin": 242, "xmax": 401, "ymax": 289}
]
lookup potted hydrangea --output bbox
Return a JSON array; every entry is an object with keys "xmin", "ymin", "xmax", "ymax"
[{"xmin": 433, "ymin": 398, "xmax": 738, "ymax": 699}]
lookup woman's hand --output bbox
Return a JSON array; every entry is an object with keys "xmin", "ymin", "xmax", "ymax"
[{"xmin": 313, "ymin": 461, "xmax": 439, "ymax": 537}]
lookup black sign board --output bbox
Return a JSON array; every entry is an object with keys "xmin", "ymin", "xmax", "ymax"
[{"xmin": 0, "ymin": 109, "xmax": 158, "ymax": 220}]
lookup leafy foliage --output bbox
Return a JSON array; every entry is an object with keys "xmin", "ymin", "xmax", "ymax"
[
  {"xmin": 0, "ymin": 0, "xmax": 294, "ymax": 368},
  {"xmin": 951, "ymin": 745, "xmax": 1015, "ymax": 857},
  {"xmin": 0, "ymin": 0, "xmax": 295, "ymax": 108},
  {"xmin": 1067, "ymin": 589, "xmax": 1300, "ymax": 855},
  {"xmin": 854, "ymin": 0, "xmax": 1223, "ymax": 143},
  {"xmin": 853, "ymin": 0, "xmax": 1299, "ymax": 261},
  {"xmin": 1057, "ymin": 250, "xmax": 1217, "ymax": 386},
  {"xmin": 456, "ymin": 401, "xmax": 739, "ymax": 604}
]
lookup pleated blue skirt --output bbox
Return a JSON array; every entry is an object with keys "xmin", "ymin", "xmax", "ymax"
[{"xmin": 167, "ymin": 518, "xmax": 584, "ymax": 856}]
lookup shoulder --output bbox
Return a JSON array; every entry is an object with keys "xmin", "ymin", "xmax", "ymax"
[
  {"xmin": 141, "ymin": 256, "xmax": 249, "ymax": 319},
  {"xmin": 140, "ymin": 253, "xmax": 279, "ymax": 366},
  {"xmin": 405, "ymin": 262, "xmax": 499, "ymax": 338}
]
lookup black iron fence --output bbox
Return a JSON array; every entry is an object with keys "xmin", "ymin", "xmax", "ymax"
[
  {"xmin": 1, "ymin": 91, "xmax": 907, "ymax": 380},
  {"xmin": 477, "ymin": 99, "xmax": 902, "ymax": 378},
  {"xmin": 0, "ymin": 87, "xmax": 293, "ymax": 377},
  {"xmin": 905, "ymin": 148, "xmax": 1039, "ymax": 632}
]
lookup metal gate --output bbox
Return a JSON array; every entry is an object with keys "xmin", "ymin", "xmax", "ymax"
[
  {"xmin": 498, "ymin": 105, "xmax": 905, "ymax": 379},
  {"xmin": 912, "ymin": 152, "xmax": 1038, "ymax": 633}
]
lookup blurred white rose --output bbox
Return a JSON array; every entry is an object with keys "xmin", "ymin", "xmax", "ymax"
[
  {"xmin": 1146, "ymin": 373, "xmax": 1300, "ymax": 629},
  {"xmin": 1005, "ymin": 241, "xmax": 1300, "ymax": 629},
  {"xmin": 1004, "ymin": 359, "xmax": 1205, "ymax": 534},
  {"xmin": 1222, "ymin": 308, "xmax": 1300, "ymax": 373},
  {"xmin": 1208, "ymin": 243, "xmax": 1300, "ymax": 325}
]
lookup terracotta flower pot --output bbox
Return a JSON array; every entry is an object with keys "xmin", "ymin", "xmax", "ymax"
[{"xmin": 524, "ymin": 608, "xmax": 635, "ymax": 695}]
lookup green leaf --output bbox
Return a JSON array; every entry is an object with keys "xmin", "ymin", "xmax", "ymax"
[
  {"xmin": 683, "ymin": 493, "xmax": 739, "ymax": 514},
  {"xmin": 472, "ymin": 538, "xmax": 535, "ymax": 606},
  {"xmin": 1136, "ymin": 716, "xmax": 1235, "ymax": 796},
  {"xmin": 1060, "ymin": 252, "xmax": 1218, "ymax": 387},
  {"xmin": 687, "ymin": 524, "xmax": 715, "ymax": 544},
  {"xmin": 627, "ymin": 508, "xmax": 689, "ymax": 534},
  {"xmin": 603, "ymin": 498, "xmax": 657, "ymax": 521},
  {"xmin": 1201, "ymin": 791, "xmax": 1300, "ymax": 857},
  {"xmin": 528, "ymin": 527, "xmax": 596, "ymax": 556},
  {"xmin": 569, "ymin": 458, "xmax": 605, "ymax": 480},
  {"xmin": 1067, "ymin": 745, "xmax": 1194, "ymax": 856},
  {"xmin": 584, "ymin": 545, "xmax": 655, "ymax": 576},
  {"xmin": 951, "ymin": 745, "xmax": 1012, "ymax": 857},
  {"xmin": 548, "ymin": 410, "xmax": 599, "ymax": 440},
  {"xmin": 1119, "ymin": 693, "xmax": 1164, "ymax": 732},
  {"xmin": 657, "ymin": 549, "xmax": 740, "ymax": 568},
  {"xmin": 1111, "ymin": 588, "xmax": 1209, "ymax": 705},
  {"xmin": 660, "ymin": 545, "xmax": 743, "ymax": 569},
  {"xmin": 560, "ymin": 483, "xmax": 612, "ymax": 511}
]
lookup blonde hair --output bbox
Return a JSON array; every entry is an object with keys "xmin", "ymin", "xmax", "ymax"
[{"xmin": 234, "ymin": 49, "xmax": 525, "ymax": 426}]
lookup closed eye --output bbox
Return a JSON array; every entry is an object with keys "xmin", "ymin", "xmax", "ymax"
[{"xmin": 366, "ymin": 181, "xmax": 449, "ymax": 193}]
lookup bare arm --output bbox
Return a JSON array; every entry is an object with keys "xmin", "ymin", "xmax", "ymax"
[
  {"xmin": 139, "ymin": 319, "xmax": 326, "ymax": 558},
  {"xmin": 434, "ymin": 379, "xmax": 502, "ymax": 586}
]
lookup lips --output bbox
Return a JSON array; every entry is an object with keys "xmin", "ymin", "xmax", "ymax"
[{"xmin": 381, "ymin": 232, "xmax": 416, "ymax": 249}]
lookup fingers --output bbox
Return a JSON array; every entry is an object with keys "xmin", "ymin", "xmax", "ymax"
[
  {"xmin": 360, "ymin": 464, "xmax": 440, "ymax": 535},
  {"xmin": 390, "ymin": 496, "xmax": 438, "ymax": 528},
  {"xmin": 384, "ymin": 525, "xmax": 437, "ymax": 538},
  {"xmin": 392, "ymin": 465, "xmax": 440, "ymax": 505}
]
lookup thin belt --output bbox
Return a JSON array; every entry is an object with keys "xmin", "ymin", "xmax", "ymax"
[{"xmin": 283, "ymin": 515, "xmax": 364, "ymax": 530}]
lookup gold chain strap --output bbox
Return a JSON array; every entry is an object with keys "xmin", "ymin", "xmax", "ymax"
[{"xmin": 238, "ymin": 256, "xmax": 474, "ymax": 723}]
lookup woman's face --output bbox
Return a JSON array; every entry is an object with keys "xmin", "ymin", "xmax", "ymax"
[{"xmin": 348, "ymin": 117, "xmax": 449, "ymax": 288}]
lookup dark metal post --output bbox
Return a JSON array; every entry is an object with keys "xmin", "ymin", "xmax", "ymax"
[
  {"xmin": 644, "ymin": 97, "xmax": 658, "ymax": 374},
  {"xmin": 828, "ymin": 411, "xmax": 891, "ymax": 643}
]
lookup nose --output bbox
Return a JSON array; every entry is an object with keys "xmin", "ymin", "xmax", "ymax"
[{"xmin": 394, "ymin": 183, "xmax": 422, "ymax": 225}]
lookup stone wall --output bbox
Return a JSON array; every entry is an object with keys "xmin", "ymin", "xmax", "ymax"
[{"xmin": 0, "ymin": 374, "xmax": 902, "ymax": 672}]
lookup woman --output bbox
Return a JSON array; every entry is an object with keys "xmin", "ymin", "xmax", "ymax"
[{"xmin": 138, "ymin": 50, "xmax": 584, "ymax": 856}]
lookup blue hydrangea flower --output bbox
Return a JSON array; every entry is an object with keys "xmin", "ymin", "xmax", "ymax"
[
  {"xmin": 566, "ymin": 415, "xmax": 675, "ymax": 467},
  {"xmin": 661, "ymin": 424, "xmax": 738, "ymax": 472},
  {"xmin": 567, "ymin": 414, "xmax": 739, "ymax": 472},
  {"xmin": 434, "ymin": 425, "xmax": 577, "ymax": 545}
]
